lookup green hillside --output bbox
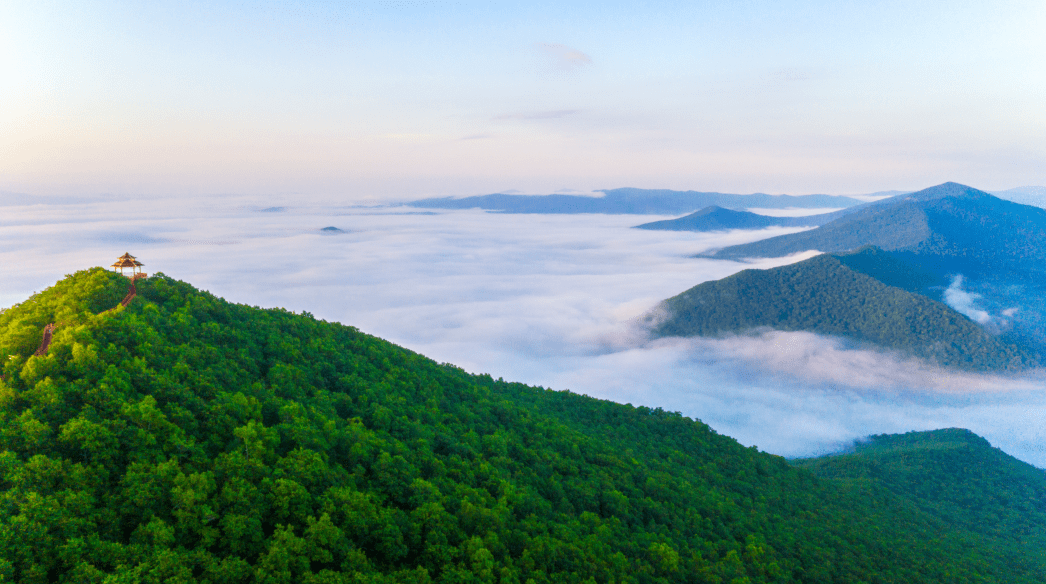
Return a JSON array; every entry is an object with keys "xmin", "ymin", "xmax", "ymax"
[
  {"xmin": 794, "ymin": 429, "xmax": 1046, "ymax": 574},
  {"xmin": 649, "ymin": 251, "xmax": 1037, "ymax": 370},
  {"xmin": 0, "ymin": 269, "xmax": 1044, "ymax": 582}
]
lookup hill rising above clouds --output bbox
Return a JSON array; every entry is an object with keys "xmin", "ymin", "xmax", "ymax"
[
  {"xmin": 3, "ymin": 269, "xmax": 1046, "ymax": 581},
  {"xmin": 633, "ymin": 205, "xmax": 857, "ymax": 231},
  {"xmin": 706, "ymin": 183, "xmax": 1046, "ymax": 275},
  {"xmin": 685, "ymin": 183, "xmax": 1046, "ymax": 352},
  {"xmin": 648, "ymin": 247, "xmax": 1038, "ymax": 371},
  {"xmin": 409, "ymin": 188, "xmax": 866, "ymax": 214}
]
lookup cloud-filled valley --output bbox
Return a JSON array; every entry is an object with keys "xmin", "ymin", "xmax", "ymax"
[{"xmin": 3, "ymin": 196, "xmax": 1046, "ymax": 466}]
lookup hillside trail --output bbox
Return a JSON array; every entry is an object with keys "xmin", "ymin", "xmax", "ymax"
[
  {"xmin": 114, "ymin": 272, "xmax": 144, "ymax": 309},
  {"xmin": 32, "ymin": 273, "xmax": 145, "ymax": 357},
  {"xmin": 32, "ymin": 324, "xmax": 57, "ymax": 357}
]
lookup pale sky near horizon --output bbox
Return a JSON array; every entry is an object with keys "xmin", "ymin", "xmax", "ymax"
[{"xmin": 3, "ymin": 0, "xmax": 1045, "ymax": 201}]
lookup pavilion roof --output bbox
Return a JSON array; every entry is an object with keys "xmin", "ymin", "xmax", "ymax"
[{"xmin": 111, "ymin": 252, "xmax": 144, "ymax": 269}]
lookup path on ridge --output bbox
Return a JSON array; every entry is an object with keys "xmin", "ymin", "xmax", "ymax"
[{"xmin": 34, "ymin": 273, "xmax": 144, "ymax": 357}]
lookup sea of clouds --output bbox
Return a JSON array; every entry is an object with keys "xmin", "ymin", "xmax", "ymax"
[{"xmin": 3, "ymin": 195, "xmax": 1046, "ymax": 466}]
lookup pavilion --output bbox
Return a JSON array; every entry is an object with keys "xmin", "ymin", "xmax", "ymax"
[{"xmin": 111, "ymin": 253, "xmax": 146, "ymax": 278}]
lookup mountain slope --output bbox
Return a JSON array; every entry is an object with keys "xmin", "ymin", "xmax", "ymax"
[
  {"xmin": 648, "ymin": 250, "xmax": 1037, "ymax": 370},
  {"xmin": 409, "ymin": 188, "xmax": 866, "ymax": 214},
  {"xmin": 1, "ymin": 269, "xmax": 1044, "ymax": 582},
  {"xmin": 633, "ymin": 205, "xmax": 855, "ymax": 231},
  {"xmin": 832, "ymin": 245, "xmax": 943, "ymax": 295},
  {"xmin": 707, "ymin": 183, "xmax": 1046, "ymax": 274},
  {"xmin": 794, "ymin": 428, "xmax": 1046, "ymax": 573}
]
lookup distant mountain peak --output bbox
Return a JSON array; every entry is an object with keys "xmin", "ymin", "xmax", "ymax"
[
  {"xmin": 706, "ymin": 182, "xmax": 1046, "ymax": 271},
  {"xmin": 902, "ymin": 182, "xmax": 991, "ymax": 202},
  {"xmin": 694, "ymin": 205, "xmax": 726, "ymax": 215},
  {"xmin": 636, "ymin": 204, "xmax": 863, "ymax": 232}
]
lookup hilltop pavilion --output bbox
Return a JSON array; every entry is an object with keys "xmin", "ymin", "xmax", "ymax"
[{"xmin": 111, "ymin": 253, "xmax": 146, "ymax": 277}]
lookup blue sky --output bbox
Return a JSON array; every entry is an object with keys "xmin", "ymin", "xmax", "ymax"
[{"xmin": 3, "ymin": 0, "xmax": 1045, "ymax": 199}]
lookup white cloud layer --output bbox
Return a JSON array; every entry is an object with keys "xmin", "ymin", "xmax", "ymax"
[
  {"xmin": 3, "ymin": 199, "xmax": 1046, "ymax": 466},
  {"xmin": 945, "ymin": 275, "xmax": 992, "ymax": 325},
  {"xmin": 943, "ymin": 274, "xmax": 1023, "ymax": 334}
]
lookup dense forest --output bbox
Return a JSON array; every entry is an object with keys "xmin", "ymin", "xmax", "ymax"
[
  {"xmin": 794, "ymin": 429, "xmax": 1046, "ymax": 575},
  {"xmin": 1, "ymin": 269, "xmax": 1044, "ymax": 582},
  {"xmin": 650, "ymin": 251, "xmax": 1038, "ymax": 371}
]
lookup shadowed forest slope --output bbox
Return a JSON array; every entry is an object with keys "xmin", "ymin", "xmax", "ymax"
[{"xmin": 648, "ymin": 250, "xmax": 1038, "ymax": 371}]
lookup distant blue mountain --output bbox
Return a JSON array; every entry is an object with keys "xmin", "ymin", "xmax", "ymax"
[
  {"xmin": 649, "ymin": 183, "xmax": 1046, "ymax": 367},
  {"xmin": 409, "ymin": 188, "xmax": 867, "ymax": 214},
  {"xmin": 706, "ymin": 182, "xmax": 1046, "ymax": 275},
  {"xmin": 633, "ymin": 205, "xmax": 860, "ymax": 231}
]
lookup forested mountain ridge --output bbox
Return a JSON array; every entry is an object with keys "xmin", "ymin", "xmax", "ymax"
[
  {"xmin": 667, "ymin": 184, "xmax": 1046, "ymax": 364},
  {"xmin": 648, "ymin": 249, "xmax": 1039, "ymax": 370},
  {"xmin": 1, "ymin": 269, "xmax": 1045, "ymax": 582},
  {"xmin": 794, "ymin": 428, "xmax": 1046, "ymax": 573}
]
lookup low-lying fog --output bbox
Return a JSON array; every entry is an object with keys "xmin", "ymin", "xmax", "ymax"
[{"xmin": 3, "ymin": 196, "xmax": 1045, "ymax": 467}]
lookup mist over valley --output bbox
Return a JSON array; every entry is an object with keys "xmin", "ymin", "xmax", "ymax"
[
  {"xmin": 8, "ymin": 2, "xmax": 1046, "ymax": 578},
  {"xmin": 4, "ymin": 191, "xmax": 1046, "ymax": 467}
]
